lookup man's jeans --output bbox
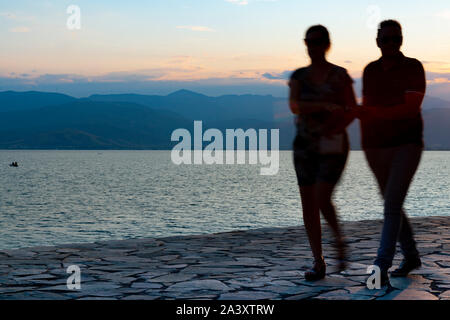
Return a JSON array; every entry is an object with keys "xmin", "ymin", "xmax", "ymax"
[{"xmin": 364, "ymin": 143, "xmax": 422, "ymax": 272}]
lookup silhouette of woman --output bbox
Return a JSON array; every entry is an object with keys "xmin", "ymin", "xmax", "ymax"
[{"xmin": 288, "ymin": 25, "xmax": 357, "ymax": 280}]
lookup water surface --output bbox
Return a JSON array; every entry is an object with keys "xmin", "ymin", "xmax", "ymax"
[{"xmin": 0, "ymin": 150, "xmax": 448, "ymax": 249}]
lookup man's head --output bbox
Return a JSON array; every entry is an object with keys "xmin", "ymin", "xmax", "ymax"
[{"xmin": 376, "ymin": 19, "xmax": 403, "ymax": 57}]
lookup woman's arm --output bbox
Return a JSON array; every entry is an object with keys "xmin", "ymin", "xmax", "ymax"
[
  {"xmin": 323, "ymin": 79, "xmax": 358, "ymax": 135},
  {"xmin": 339, "ymin": 80, "xmax": 358, "ymax": 128},
  {"xmin": 289, "ymin": 78, "xmax": 341, "ymax": 115}
]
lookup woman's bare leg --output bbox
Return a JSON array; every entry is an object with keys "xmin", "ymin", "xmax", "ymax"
[
  {"xmin": 300, "ymin": 185, "xmax": 322, "ymax": 261},
  {"xmin": 317, "ymin": 181, "xmax": 346, "ymax": 269},
  {"xmin": 316, "ymin": 181, "xmax": 342, "ymax": 239}
]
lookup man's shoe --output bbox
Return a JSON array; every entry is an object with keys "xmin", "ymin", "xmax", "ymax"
[
  {"xmin": 380, "ymin": 271, "xmax": 390, "ymax": 287},
  {"xmin": 391, "ymin": 257, "xmax": 421, "ymax": 277}
]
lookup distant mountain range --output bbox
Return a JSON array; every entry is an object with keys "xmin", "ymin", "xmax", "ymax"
[{"xmin": 0, "ymin": 90, "xmax": 449, "ymax": 150}]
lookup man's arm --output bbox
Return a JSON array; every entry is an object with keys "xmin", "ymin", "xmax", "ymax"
[
  {"xmin": 362, "ymin": 92, "xmax": 424, "ymax": 120},
  {"xmin": 361, "ymin": 60, "xmax": 426, "ymax": 120},
  {"xmin": 288, "ymin": 78, "xmax": 301, "ymax": 114}
]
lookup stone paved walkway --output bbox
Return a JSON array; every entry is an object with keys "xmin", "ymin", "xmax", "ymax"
[{"xmin": 0, "ymin": 216, "xmax": 449, "ymax": 300}]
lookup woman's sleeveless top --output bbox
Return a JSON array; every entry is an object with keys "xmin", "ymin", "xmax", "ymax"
[{"xmin": 289, "ymin": 65, "xmax": 353, "ymax": 152}]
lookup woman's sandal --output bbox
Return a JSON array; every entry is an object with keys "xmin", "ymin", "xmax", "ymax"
[{"xmin": 305, "ymin": 257, "xmax": 326, "ymax": 281}]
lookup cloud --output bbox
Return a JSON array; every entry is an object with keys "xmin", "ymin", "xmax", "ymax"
[
  {"xmin": 0, "ymin": 12, "xmax": 17, "ymax": 19},
  {"xmin": 225, "ymin": 0, "xmax": 278, "ymax": 5},
  {"xmin": 426, "ymin": 71, "xmax": 450, "ymax": 83},
  {"xmin": 1, "ymin": 69, "xmax": 448, "ymax": 100},
  {"xmin": 262, "ymin": 70, "xmax": 292, "ymax": 80},
  {"xmin": 1, "ymin": 68, "xmax": 209, "ymax": 86},
  {"xmin": 435, "ymin": 10, "xmax": 450, "ymax": 19},
  {"xmin": 9, "ymin": 26, "xmax": 30, "ymax": 33},
  {"xmin": 422, "ymin": 60, "xmax": 448, "ymax": 65},
  {"xmin": 93, "ymin": 71, "xmax": 166, "ymax": 82},
  {"xmin": 430, "ymin": 78, "xmax": 450, "ymax": 84},
  {"xmin": 226, "ymin": 0, "xmax": 249, "ymax": 5},
  {"xmin": 427, "ymin": 72, "xmax": 449, "ymax": 79},
  {"xmin": 176, "ymin": 25, "xmax": 215, "ymax": 32},
  {"xmin": 0, "ymin": 70, "xmax": 289, "ymax": 97},
  {"xmin": 0, "ymin": 12, "xmax": 36, "ymax": 22}
]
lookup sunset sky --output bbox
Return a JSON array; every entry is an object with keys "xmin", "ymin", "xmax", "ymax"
[{"xmin": 1, "ymin": 0, "xmax": 449, "ymax": 98}]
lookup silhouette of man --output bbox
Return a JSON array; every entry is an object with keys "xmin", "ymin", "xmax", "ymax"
[{"xmin": 359, "ymin": 20, "xmax": 426, "ymax": 286}]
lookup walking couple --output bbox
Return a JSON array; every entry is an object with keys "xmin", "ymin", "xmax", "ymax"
[{"xmin": 288, "ymin": 20, "xmax": 426, "ymax": 286}]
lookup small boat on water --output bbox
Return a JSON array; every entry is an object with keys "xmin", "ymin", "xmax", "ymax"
[{"xmin": 9, "ymin": 162, "xmax": 19, "ymax": 167}]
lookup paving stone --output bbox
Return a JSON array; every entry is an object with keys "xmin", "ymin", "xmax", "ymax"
[
  {"xmin": 434, "ymin": 282, "xmax": 450, "ymax": 290},
  {"xmin": 121, "ymin": 295, "xmax": 159, "ymax": 300},
  {"xmin": 218, "ymin": 291, "xmax": 280, "ymax": 300},
  {"xmin": 299, "ymin": 276, "xmax": 360, "ymax": 287},
  {"xmin": 377, "ymin": 289, "xmax": 439, "ymax": 300},
  {"xmin": 139, "ymin": 271, "xmax": 170, "ymax": 280},
  {"xmin": 269, "ymin": 280, "xmax": 297, "ymax": 287},
  {"xmin": 147, "ymin": 273, "xmax": 196, "ymax": 283},
  {"xmin": 284, "ymin": 292, "xmax": 323, "ymax": 300},
  {"xmin": 13, "ymin": 273, "xmax": 57, "ymax": 281},
  {"xmin": 339, "ymin": 269, "xmax": 368, "ymax": 276},
  {"xmin": 314, "ymin": 289, "xmax": 353, "ymax": 300},
  {"xmin": 98, "ymin": 276, "xmax": 136, "ymax": 284},
  {"xmin": 160, "ymin": 264, "xmax": 188, "ymax": 269},
  {"xmin": 346, "ymin": 285, "xmax": 388, "ymax": 297},
  {"xmin": 0, "ymin": 287, "xmax": 38, "ymax": 294},
  {"xmin": 10, "ymin": 268, "xmax": 47, "ymax": 276},
  {"xmin": 166, "ymin": 280, "xmax": 231, "ymax": 292},
  {"xmin": 389, "ymin": 275, "xmax": 432, "ymax": 290},
  {"xmin": 0, "ymin": 292, "xmax": 46, "ymax": 300},
  {"xmin": 0, "ymin": 276, "xmax": 19, "ymax": 285},
  {"xmin": 16, "ymin": 278, "xmax": 69, "ymax": 286},
  {"xmin": 225, "ymin": 278, "xmax": 270, "ymax": 288},
  {"xmin": 162, "ymin": 291, "xmax": 219, "ymax": 299},
  {"xmin": 439, "ymin": 290, "xmax": 450, "ymax": 300},
  {"xmin": 182, "ymin": 266, "xmax": 261, "ymax": 274},
  {"xmin": 39, "ymin": 282, "xmax": 122, "ymax": 294},
  {"xmin": 29, "ymin": 292, "xmax": 73, "ymax": 300},
  {"xmin": 115, "ymin": 288, "xmax": 147, "ymax": 294},
  {"xmin": 264, "ymin": 270, "xmax": 303, "ymax": 278},
  {"xmin": 435, "ymin": 261, "xmax": 450, "ymax": 268},
  {"xmin": 159, "ymin": 255, "xmax": 180, "ymax": 262},
  {"xmin": 78, "ymin": 297, "xmax": 118, "ymax": 300},
  {"xmin": 259, "ymin": 285, "xmax": 315, "ymax": 295},
  {"xmin": 0, "ymin": 216, "xmax": 447, "ymax": 300},
  {"xmin": 131, "ymin": 282, "xmax": 163, "ymax": 289}
]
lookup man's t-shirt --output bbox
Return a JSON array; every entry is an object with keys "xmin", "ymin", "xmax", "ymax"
[{"xmin": 361, "ymin": 52, "xmax": 426, "ymax": 149}]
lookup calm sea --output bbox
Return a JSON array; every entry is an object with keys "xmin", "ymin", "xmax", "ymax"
[{"xmin": 0, "ymin": 150, "xmax": 448, "ymax": 250}]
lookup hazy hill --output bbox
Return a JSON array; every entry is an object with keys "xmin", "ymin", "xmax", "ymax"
[
  {"xmin": 0, "ymin": 90, "xmax": 449, "ymax": 149},
  {"xmin": 0, "ymin": 100, "xmax": 191, "ymax": 149},
  {"xmin": 89, "ymin": 89, "xmax": 275, "ymax": 122},
  {"xmin": 422, "ymin": 96, "xmax": 450, "ymax": 110},
  {"xmin": 423, "ymin": 108, "xmax": 450, "ymax": 150},
  {"xmin": 0, "ymin": 91, "xmax": 76, "ymax": 112}
]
